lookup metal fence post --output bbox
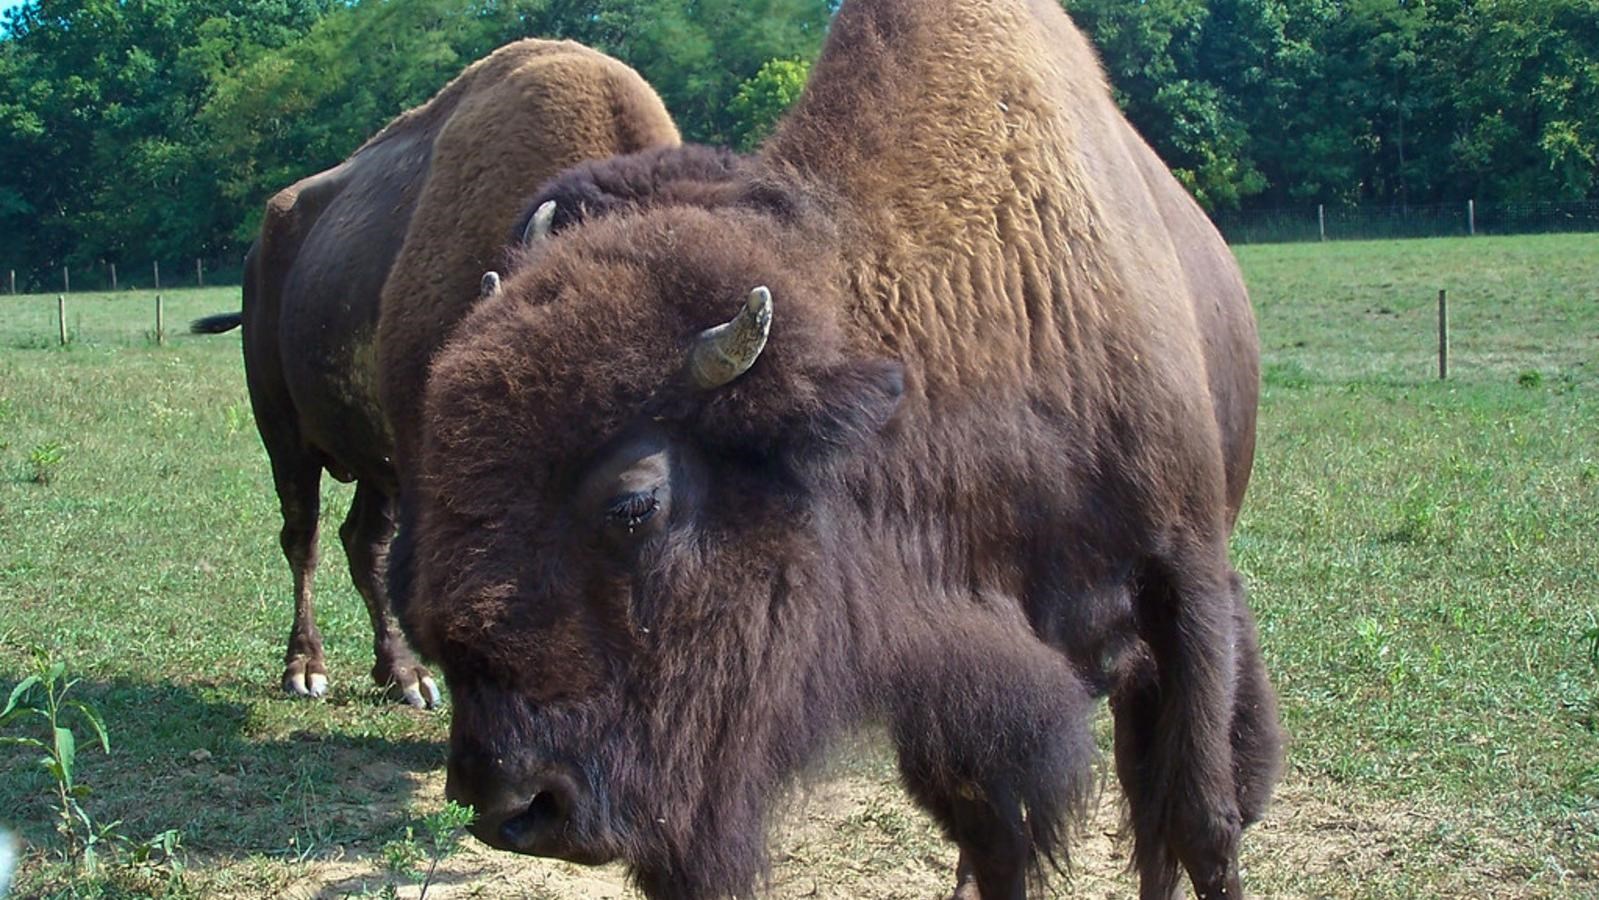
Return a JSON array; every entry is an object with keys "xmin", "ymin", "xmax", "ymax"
[{"xmin": 1467, "ymin": 199, "xmax": 1476, "ymax": 236}]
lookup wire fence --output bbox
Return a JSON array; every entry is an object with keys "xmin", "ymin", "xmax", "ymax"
[
  {"xmin": 3, "ymin": 198, "xmax": 1596, "ymax": 304},
  {"xmin": 1213, "ymin": 199, "xmax": 1599, "ymax": 244},
  {"xmin": 0, "ymin": 288, "xmax": 242, "ymax": 348}
]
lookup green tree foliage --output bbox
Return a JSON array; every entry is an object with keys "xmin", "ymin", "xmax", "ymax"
[
  {"xmin": 1068, "ymin": 0, "xmax": 1599, "ymax": 210},
  {"xmin": 0, "ymin": 0, "xmax": 331, "ymax": 285},
  {"xmin": 0, "ymin": 0, "xmax": 1594, "ymax": 285},
  {"xmin": 728, "ymin": 58, "xmax": 811, "ymax": 150}
]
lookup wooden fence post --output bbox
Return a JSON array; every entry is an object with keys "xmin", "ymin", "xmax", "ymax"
[
  {"xmin": 1437, "ymin": 289, "xmax": 1448, "ymax": 380},
  {"xmin": 110, "ymin": 262, "xmax": 118, "ymax": 291},
  {"xmin": 1467, "ymin": 199, "xmax": 1476, "ymax": 236},
  {"xmin": 156, "ymin": 294, "xmax": 165, "ymax": 345},
  {"xmin": 58, "ymin": 295, "xmax": 67, "ymax": 346},
  {"xmin": 196, "ymin": 258, "xmax": 203, "ymax": 287},
  {"xmin": 7, "ymin": 269, "xmax": 13, "ymax": 295},
  {"xmin": 153, "ymin": 260, "xmax": 161, "ymax": 291},
  {"xmin": 62, "ymin": 265, "xmax": 69, "ymax": 294},
  {"xmin": 1318, "ymin": 204, "xmax": 1326, "ymax": 241}
]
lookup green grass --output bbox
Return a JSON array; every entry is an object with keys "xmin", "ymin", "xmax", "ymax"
[{"xmin": 1, "ymin": 234, "xmax": 1596, "ymax": 897}]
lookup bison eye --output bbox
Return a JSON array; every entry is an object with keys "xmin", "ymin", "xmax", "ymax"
[{"xmin": 604, "ymin": 490, "xmax": 660, "ymax": 532}]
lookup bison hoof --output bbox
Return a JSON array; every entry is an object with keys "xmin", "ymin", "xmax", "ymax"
[
  {"xmin": 283, "ymin": 660, "xmax": 330, "ymax": 699},
  {"xmin": 380, "ymin": 668, "xmax": 443, "ymax": 709}
]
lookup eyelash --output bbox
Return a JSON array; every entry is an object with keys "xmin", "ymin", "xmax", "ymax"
[{"xmin": 604, "ymin": 490, "xmax": 660, "ymax": 532}]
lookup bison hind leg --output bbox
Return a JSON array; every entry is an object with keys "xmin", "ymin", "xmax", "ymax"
[
  {"xmin": 890, "ymin": 625, "xmax": 1096, "ymax": 899},
  {"xmin": 338, "ymin": 480, "xmax": 441, "ymax": 709},
  {"xmin": 271, "ymin": 450, "xmax": 329, "ymax": 699}
]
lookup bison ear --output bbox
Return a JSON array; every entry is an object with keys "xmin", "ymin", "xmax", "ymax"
[{"xmin": 786, "ymin": 359, "xmax": 905, "ymax": 461}]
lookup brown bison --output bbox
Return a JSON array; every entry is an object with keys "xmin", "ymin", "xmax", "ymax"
[
  {"xmin": 192, "ymin": 40, "xmax": 679, "ymax": 707},
  {"xmin": 392, "ymin": 0, "xmax": 1282, "ymax": 897}
]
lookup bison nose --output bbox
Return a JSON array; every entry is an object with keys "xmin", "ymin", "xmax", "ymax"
[{"xmin": 461, "ymin": 768, "xmax": 589, "ymax": 859}]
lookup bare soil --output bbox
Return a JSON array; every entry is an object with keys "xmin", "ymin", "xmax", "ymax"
[{"xmin": 265, "ymin": 755, "xmax": 1586, "ymax": 900}]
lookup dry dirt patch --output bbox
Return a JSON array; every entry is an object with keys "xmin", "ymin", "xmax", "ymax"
[{"xmin": 264, "ymin": 760, "xmax": 1584, "ymax": 900}]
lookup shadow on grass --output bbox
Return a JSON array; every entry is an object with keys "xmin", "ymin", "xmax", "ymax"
[{"xmin": 0, "ymin": 676, "xmax": 446, "ymax": 862}]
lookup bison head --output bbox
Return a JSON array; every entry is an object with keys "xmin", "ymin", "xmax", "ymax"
[{"xmin": 393, "ymin": 202, "xmax": 910, "ymax": 894}]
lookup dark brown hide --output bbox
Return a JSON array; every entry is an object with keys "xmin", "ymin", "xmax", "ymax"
[
  {"xmin": 215, "ymin": 40, "xmax": 677, "ymax": 706},
  {"xmin": 508, "ymin": 144, "xmax": 750, "ymax": 245},
  {"xmin": 401, "ymin": 1, "xmax": 1280, "ymax": 898}
]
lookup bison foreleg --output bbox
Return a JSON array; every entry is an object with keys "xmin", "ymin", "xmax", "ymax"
[
  {"xmin": 1116, "ymin": 555, "xmax": 1267, "ymax": 899},
  {"xmin": 889, "ymin": 615, "xmax": 1095, "ymax": 899}
]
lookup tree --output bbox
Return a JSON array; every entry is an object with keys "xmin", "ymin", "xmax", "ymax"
[{"xmin": 728, "ymin": 58, "xmax": 811, "ymax": 150}]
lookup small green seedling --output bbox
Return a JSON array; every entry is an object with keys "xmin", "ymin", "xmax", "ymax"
[
  {"xmin": 379, "ymin": 801, "xmax": 476, "ymax": 899},
  {"xmin": 26, "ymin": 441, "xmax": 64, "ymax": 484},
  {"xmin": 1, "ymin": 655, "xmax": 112, "ymax": 870}
]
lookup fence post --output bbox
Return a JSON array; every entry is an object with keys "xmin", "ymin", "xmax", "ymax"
[
  {"xmin": 110, "ymin": 262, "xmax": 118, "ymax": 291},
  {"xmin": 7, "ymin": 270, "xmax": 13, "ymax": 295},
  {"xmin": 62, "ymin": 265, "xmax": 69, "ymax": 294},
  {"xmin": 196, "ymin": 258, "xmax": 203, "ymax": 287},
  {"xmin": 1318, "ymin": 204, "xmax": 1326, "ymax": 241},
  {"xmin": 58, "ymin": 295, "xmax": 67, "ymax": 346},
  {"xmin": 155, "ymin": 294, "xmax": 165, "ymax": 345},
  {"xmin": 1437, "ymin": 289, "xmax": 1448, "ymax": 380},
  {"xmin": 1467, "ymin": 199, "xmax": 1476, "ymax": 236},
  {"xmin": 153, "ymin": 260, "xmax": 161, "ymax": 291}
]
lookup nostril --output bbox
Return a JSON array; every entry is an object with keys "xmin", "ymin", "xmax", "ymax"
[
  {"xmin": 527, "ymin": 789, "xmax": 566, "ymax": 827},
  {"xmin": 498, "ymin": 776, "xmax": 579, "ymax": 852}
]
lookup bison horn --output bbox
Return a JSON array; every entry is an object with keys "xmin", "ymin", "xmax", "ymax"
[
  {"xmin": 523, "ymin": 200, "xmax": 557, "ymax": 245},
  {"xmin": 688, "ymin": 287, "xmax": 773, "ymax": 389},
  {"xmin": 479, "ymin": 271, "xmax": 502, "ymax": 298}
]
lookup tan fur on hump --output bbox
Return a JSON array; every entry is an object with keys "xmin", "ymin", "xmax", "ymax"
[
  {"xmin": 378, "ymin": 41, "xmax": 681, "ymax": 473},
  {"xmin": 765, "ymin": 0, "xmax": 1235, "ymax": 419}
]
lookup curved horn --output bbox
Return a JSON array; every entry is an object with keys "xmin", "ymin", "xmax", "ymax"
[
  {"xmin": 522, "ymin": 200, "xmax": 557, "ymax": 245},
  {"xmin": 688, "ymin": 286, "xmax": 773, "ymax": 389},
  {"xmin": 479, "ymin": 271, "xmax": 502, "ymax": 298}
]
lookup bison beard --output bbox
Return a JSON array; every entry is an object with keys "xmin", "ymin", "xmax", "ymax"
[{"xmin": 398, "ymin": 0, "xmax": 1282, "ymax": 897}]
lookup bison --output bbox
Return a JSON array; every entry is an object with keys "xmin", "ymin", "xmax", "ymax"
[
  {"xmin": 393, "ymin": 1, "xmax": 1282, "ymax": 897},
  {"xmin": 193, "ymin": 40, "xmax": 679, "ymax": 707}
]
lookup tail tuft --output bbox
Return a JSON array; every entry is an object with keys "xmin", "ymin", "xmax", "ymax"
[{"xmin": 190, "ymin": 312, "xmax": 242, "ymax": 334}]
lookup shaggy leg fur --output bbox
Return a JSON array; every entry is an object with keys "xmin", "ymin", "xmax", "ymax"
[
  {"xmin": 1114, "ymin": 558, "xmax": 1277, "ymax": 899},
  {"xmin": 1227, "ymin": 574, "xmax": 1282, "ymax": 827},
  {"xmin": 1110, "ymin": 654, "xmax": 1181, "ymax": 900},
  {"xmin": 273, "ymin": 454, "xmax": 327, "ymax": 699},
  {"xmin": 891, "ymin": 620, "xmax": 1095, "ymax": 900},
  {"xmin": 338, "ymin": 481, "xmax": 440, "ymax": 709}
]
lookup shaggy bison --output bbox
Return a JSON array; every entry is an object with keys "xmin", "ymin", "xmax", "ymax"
[
  {"xmin": 193, "ymin": 40, "xmax": 679, "ymax": 707},
  {"xmin": 393, "ymin": 0, "xmax": 1281, "ymax": 897}
]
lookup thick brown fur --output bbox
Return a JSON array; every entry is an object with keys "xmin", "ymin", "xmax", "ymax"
[
  {"xmin": 216, "ymin": 39, "xmax": 678, "ymax": 707},
  {"xmin": 399, "ymin": 1, "xmax": 1281, "ymax": 898},
  {"xmin": 508, "ymin": 144, "xmax": 750, "ymax": 245}
]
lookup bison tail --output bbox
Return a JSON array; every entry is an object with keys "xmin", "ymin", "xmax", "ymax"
[{"xmin": 189, "ymin": 312, "xmax": 243, "ymax": 334}]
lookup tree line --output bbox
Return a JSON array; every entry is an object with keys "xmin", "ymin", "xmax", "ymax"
[{"xmin": 1, "ymin": 0, "xmax": 1594, "ymax": 288}]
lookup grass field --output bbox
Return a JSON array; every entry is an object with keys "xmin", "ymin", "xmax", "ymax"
[{"xmin": 1, "ymin": 233, "xmax": 1596, "ymax": 898}]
